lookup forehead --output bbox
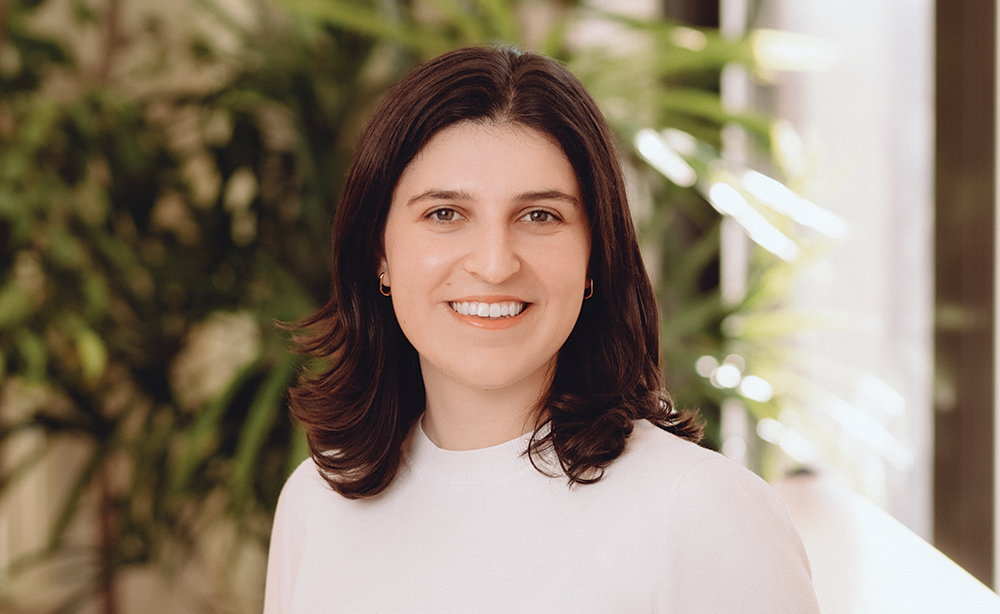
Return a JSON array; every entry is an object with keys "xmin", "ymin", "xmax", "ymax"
[{"xmin": 393, "ymin": 122, "xmax": 580, "ymax": 200}]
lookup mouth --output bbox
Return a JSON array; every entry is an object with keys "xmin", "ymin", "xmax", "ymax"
[{"xmin": 449, "ymin": 301, "xmax": 527, "ymax": 319}]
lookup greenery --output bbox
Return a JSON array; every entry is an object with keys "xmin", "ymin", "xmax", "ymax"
[{"xmin": 0, "ymin": 0, "xmax": 823, "ymax": 611}]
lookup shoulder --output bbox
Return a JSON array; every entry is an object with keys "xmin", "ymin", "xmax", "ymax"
[
  {"xmin": 617, "ymin": 421, "xmax": 819, "ymax": 613},
  {"xmin": 613, "ymin": 419, "xmax": 756, "ymax": 490},
  {"xmin": 272, "ymin": 458, "xmax": 341, "ymax": 529},
  {"xmin": 623, "ymin": 418, "xmax": 717, "ymax": 462},
  {"xmin": 617, "ymin": 420, "xmax": 800, "ymax": 538},
  {"xmin": 280, "ymin": 458, "xmax": 331, "ymax": 502}
]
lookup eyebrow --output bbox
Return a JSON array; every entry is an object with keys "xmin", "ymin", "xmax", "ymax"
[
  {"xmin": 406, "ymin": 189, "xmax": 472, "ymax": 207},
  {"xmin": 405, "ymin": 189, "xmax": 581, "ymax": 207}
]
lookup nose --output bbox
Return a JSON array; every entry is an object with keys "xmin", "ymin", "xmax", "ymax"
[{"xmin": 463, "ymin": 221, "xmax": 521, "ymax": 284}]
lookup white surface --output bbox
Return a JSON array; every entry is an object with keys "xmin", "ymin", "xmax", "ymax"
[{"xmin": 776, "ymin": 472, "xmax": 1000, "ymax": 614}]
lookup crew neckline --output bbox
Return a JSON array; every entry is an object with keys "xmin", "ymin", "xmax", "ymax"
[{"xmin": 404, "ymin": 420, "xmax": 544, "ymax": 486}]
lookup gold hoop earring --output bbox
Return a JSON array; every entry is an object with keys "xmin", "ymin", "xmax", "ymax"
[
  {"xmin": 583, "ymin": 278, "xmax": 594, "ymax": 300},
  {"xmin": 379, "ymin": 272, "xmax": 391, "ymax": 297}
]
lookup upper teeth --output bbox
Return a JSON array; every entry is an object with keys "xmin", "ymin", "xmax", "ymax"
[{"xmin": 450, "ymin": 301, "xmax": 525, "ymax": 318}]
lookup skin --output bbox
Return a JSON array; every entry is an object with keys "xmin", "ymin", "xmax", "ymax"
[{"xmin": 380, "ymin": 122, "xmax": 591, "ymax": 451}]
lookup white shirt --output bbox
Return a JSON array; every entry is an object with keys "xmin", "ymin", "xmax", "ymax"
[{"xmin": 264, "ymin": 419, "xmax": 820, "ymax": 613}]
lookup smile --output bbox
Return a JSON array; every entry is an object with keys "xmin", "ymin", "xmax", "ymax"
[{"xmin": 449, "ymin": 301, "xmax": 526, "ymax": 319}]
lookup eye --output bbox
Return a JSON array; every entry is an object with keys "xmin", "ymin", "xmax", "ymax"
[
  {"xmin": 522, "ymin": 210, "xmax": 558, "ymax": 223},
  {"xmin": 429, "ymin": 208, "xmax": 460, "ymax": 222}
]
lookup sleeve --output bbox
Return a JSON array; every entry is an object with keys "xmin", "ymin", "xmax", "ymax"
[
  {"xmin": 263, "ymin": 460, "xmax": 313, "ymax": 614},
  {"xmin": 659, "ymin": 457, "xmax": 821, "ymax": 614}
]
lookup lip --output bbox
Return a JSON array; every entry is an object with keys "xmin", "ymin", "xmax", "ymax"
[
  {"xmin": 450, "ymin": 295, "xmax": 527, "ymax": 303},
  {"xmin": 446, "ymin": 296, "xmax": 531, "ymax": 329}
]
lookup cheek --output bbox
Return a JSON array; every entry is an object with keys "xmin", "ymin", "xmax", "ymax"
[
  {"xmin": 539, "ymin": 239, "xmax": 590, "ymax": 287},
  {"xmin": 384, "ymin": 237, "xmax": 457, "ymax": 330},
  {"xmin": 386, "ymin": 236, "xmax": 453, "ymax": 284}
]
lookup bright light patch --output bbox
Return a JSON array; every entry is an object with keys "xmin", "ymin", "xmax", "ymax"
[
  {"xmin": 670, "ymin": 26, "xmax": 708, "ymax": 51},
  {"xmin": 756, "ymin": 417, "xmax": 782, "ymax": 443},
  {"xmin": 635, "ymin": 129, "xmax": 697, "ymax": 187},
  {"xmin": 707, "ymin": 182, "xmax": 801, "ymax": 261},
  {"xmin": 662, "ymin": 128, "xmax": 698, "ymax": 157},
  {"xmin": 755, "ymin": 418, "xmax": 816, "ymax": 464},
  {"xmin": 856, "ymin": 373, "xmax": 906, "ymax": 417},
  {"xmin": 770, "ymin": 120, "xmax": 806, "ymax": 179},
  {"xmin": 714, "ymin": 364, "xmax": 742, "ymax": 388},
  {"xmin": 723, "ymin": 353, "xmax": 746, "ymax": 372},
  {"xmin": 739, "ymin": 169, "xmax": 847, "ymax": 238},
  {"xmin": 822, "ymin": 394, "xmax": 915, "ymax": 471},
  {"xmin": 695, "ymin": 355, "xmax": 719, "ymax": 377},
  {"xmin": 739, "ymin": 375, "xmax": 774, "ymax": 402},
  {"xmin": 751, "ymin": 29, "xmax": 837, "ymax": 73}
]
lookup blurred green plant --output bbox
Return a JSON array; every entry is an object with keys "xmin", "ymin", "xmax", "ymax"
[{"xmin": 0, "ymin": 0, "xmax": 829, "ymax": 611}]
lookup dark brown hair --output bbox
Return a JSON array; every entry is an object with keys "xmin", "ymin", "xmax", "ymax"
[{"xmin": 289, "ymin": 46, "xmax": 702, "ymax": 499}]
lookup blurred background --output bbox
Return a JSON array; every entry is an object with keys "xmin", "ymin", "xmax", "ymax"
[{"xmin": 0, "ymin": 0, "xmax": 996, "ymax": 612}]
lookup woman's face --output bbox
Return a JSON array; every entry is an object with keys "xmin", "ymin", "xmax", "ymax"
[{"xmin": 381, "ymin": 122, "xmax": 591, "ymax": 395}]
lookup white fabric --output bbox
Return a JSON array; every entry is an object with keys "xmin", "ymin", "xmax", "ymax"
[{"xmin": 264, "ymin": 419, "xmax": 820, "ymax": 613}]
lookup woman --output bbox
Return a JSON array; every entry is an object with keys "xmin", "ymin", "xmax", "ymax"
[{"xmin": 264, "ymin": 46, "xmax": 819, "ymax": 613}]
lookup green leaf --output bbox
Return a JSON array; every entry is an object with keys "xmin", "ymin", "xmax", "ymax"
[
  {"xmin": 661, "ymin": 295, "xmax": 724, "ymax": 344},
  {"xmin": 81, "ymin": 273, "xmax": 110, "ymax": 319},
  {"xmin": 229, "ymin": 353, "xmax": 298, "ymax": 504},
  {"xmin": 0, "ymin": 283, "xmax": 33, "ymax": 329},
  {"xmin": 722, "ymin": 310, "xmax": 837, "ymax": 340},
  {"xmin": 73, "ymin": 327, "xmax": 108, "ymax": 387},
  {"xmin": 89, "ymin": 232, "xmax": 139, "ymax": 273},
  {"xmin": 47, "ymin": 441, "xmax": 107, "ymax": 554},
  {"xmin": 170, "ymin": 359, "xmax": 260, "ymax": 493},
  {"xmin": 659, "ymin": 89, "xmax": 773, "ymax": 140},
  {"xmin": 5, "ymin": 29, "xmax": 71, "ymax": 67},
  {"xmin": 660, "ymin": 220, "xmax": 722, "ymax": 290},
  {"xmin": 276, "ymin": 0, "xmax": 445, "ymax": 54},
  {"xmin": 422, "ymin": 0, "xmax": 488, "ymax": 42},
  {"xmin": 13, "ymin": 330, "xmax": 47, "ymax": 381},
  {"xmin": 19, "ymin": 99, "xmax": 60, "ymax": 153},
  {"xmin": 17, "ymin": 0, "xmax": 48, "ymax": 10},
  {"xmin": 539, "ymin": 11, "xmax": 572, "ymax": 58},
  {"xmin": 253, "ymin": 253, "xmax": 318, "ymax": 322},
  {"xmin": 286, "ymin": 423, "xmax": 310, "ymax": 478},
  {"xmin": 475, "ymin": 0, "xmax": 520, "ymax": 43},
  {"xmin": 0, "ymin": 152, "xmax": 31, "ymax": 190},
  {"xmin": 46, "ymin": 224, "xmax": 87, "ymax": 270}
]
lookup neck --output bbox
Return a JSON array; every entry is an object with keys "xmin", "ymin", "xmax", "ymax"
[{"xmin": 419, "ymin": 360, "xmax": 551, "ymax": 451}]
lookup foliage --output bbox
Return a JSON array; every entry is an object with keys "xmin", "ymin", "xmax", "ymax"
[{"xmin": 0, "ymin": 0, "xmax": 821, "ymax": 611}]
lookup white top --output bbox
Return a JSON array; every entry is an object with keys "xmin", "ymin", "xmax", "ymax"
[{"xmin": 264, "ymin": 420, "xmax": 820, "ymax": 613}]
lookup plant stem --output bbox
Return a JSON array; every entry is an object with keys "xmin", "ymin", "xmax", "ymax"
[
  {"xmin": 0, "ymin": 0, "xmax": 9, "ymax": 50},
  {"xmin": 99, "ymin": 466, "xmax": 118, "ymax": 614},
  {"xmin": 97, "ymin": 0, "xmax": 124, "ymax": 84}
]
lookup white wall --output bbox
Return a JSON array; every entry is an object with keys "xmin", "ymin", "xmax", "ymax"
[{"xmin": 760, "ymin": 1, "xmax": 935, "ymax": 537}]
